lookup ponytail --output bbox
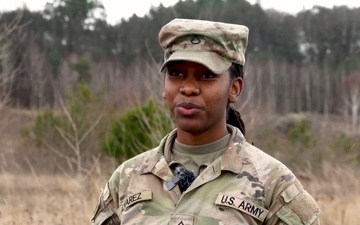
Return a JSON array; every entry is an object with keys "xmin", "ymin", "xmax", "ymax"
[{"xmin": 226, "ymin": 106, "xmax": 245, "ymax": 135}]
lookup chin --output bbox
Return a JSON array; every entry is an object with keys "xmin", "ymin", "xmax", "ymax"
[{"xmin": 176, "ymin": 122, "xmax": 205, "ymax": 134}]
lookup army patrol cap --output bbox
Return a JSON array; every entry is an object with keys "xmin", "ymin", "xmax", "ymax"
[{"xmin": 159, "ymin": 18, "xmax": 249, "ymax": 74}]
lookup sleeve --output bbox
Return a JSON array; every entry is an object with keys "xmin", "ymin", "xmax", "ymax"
[
  {"xmin": 91, "ymin": 174, "xmax": 122, "ymax": 225},
  {"xmin": 265, "ymin": 180, "xmax": 320, "ymax": 225}
]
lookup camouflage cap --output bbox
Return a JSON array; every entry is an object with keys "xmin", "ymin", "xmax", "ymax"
[{"xmin": 159, "ymin": 18, "xmax": 249, "ymax": 74}]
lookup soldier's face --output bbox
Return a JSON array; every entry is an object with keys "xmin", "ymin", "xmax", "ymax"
[{"xmin": 163, "ymin": 61, "xmax": 239, "ymax": 139}]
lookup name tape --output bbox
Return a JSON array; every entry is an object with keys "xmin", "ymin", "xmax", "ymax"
[
  {"xmin": 123, "ymin": 190, "xmax": 152, "ymax": 209},
  {"xmin": 215, "ymin": 193, "xmax": 268, "ymax": 222}
]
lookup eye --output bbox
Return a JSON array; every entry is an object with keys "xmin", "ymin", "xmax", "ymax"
[
  {"xmin": 202, "ymin": 72, "xmax": 217, "ymax": 79},
  {"xmin": 167, "ymin": 68, "xmax": 183, "ymax": 78}
]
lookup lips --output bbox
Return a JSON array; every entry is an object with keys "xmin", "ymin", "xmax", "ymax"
[
  {"xmin": 176, "ymin": 102, "xmax": 202, "ymax": 116},
  {"xmin": 177, "ymin": 102, "xmax": 201, "ymax": 109}
]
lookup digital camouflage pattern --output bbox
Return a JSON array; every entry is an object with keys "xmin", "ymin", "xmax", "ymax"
[
  {"xmin": 159, "ymin": 18, "xmax": 249, "ymax": 74},
  {"xmin": 91, "ymin": 126, "xmax": 320, "ymax": 225}
]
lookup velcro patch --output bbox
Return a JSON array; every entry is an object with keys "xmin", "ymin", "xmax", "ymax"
[
  {"xmin": 122, "ymin": 190, "xmax": 152, "ymax": 209},
  {"xmin": 215, "ymin": 193, "xmax": 268, "ymax": 222},
  {"xmin": 280, "ymin": 183, "xmax": 300, "ymax": 203}
]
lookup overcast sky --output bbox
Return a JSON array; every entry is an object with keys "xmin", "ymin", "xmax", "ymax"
[{"xmin": 0, "ymin": 0, "xmax": 359, "ymax": 25}]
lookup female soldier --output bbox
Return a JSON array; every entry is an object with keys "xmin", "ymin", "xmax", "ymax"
[{"xmin": 91, "ymin": 18, "xmax": 320, "ymax": 225}]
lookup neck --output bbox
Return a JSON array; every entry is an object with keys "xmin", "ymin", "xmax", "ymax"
[{"xmin": 176, "ymin": 125, "xmax": 228, "ymax": 146}]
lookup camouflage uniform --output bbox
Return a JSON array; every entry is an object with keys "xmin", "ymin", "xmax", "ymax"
[{"xmin": 91, "ymin": 126, "xmax": 320, "ymax": 225}]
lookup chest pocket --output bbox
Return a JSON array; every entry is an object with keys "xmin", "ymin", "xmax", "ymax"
[
  {"xmin": 214, "ymin": 193, "xmax": 269, "ymax": 223},
  {"xmin": 276, "ymin": 184, "xmax": 320, "ymax": 225}
]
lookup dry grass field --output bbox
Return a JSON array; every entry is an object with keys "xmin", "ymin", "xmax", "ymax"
[
  {"xmin": 0, "ymin": 173, "xmax": 106, "ymax": 224},
  {"xmin": 1, "ymin": 109, "xmax": 360, "ymax": 224},
  {"xmin": 302, "ymin": 163, "xmax": 360, "ymax": 225},
  {"xmin": 1, "ymin": 164, "xmax": 360, "ymax": 224}
]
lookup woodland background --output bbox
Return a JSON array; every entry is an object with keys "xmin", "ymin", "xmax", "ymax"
[{"xmin": 0, "ymin": 0, "xmax": 360, "ymax": 224}]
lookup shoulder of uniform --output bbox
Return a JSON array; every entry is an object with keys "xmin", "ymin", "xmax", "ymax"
[
  {"xmin": 272, "ymin": 180, "xmax": 320, "ymax": 224},
  {"xmin": 112, "ymin": 147, "xmax": 160, "ymax": 175},
  {"xmin": 242, "ymin": 142, "xmax": 297, "ymax": 186}
]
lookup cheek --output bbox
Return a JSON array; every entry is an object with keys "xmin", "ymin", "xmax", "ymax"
[
  {"xmin": 209, "ymin": 89, "xmax": 229, "ymax": 107},
  {"xmin": 163, "ymin": 79, "xmax": 176, "ymax": 95},
  {"xmin": 164, "ymin": 78, "xmax": 181, "ymax": 98},
  {"xmin": 218, "ymin": 84, "xmax": 231, "ymax": 101},
  {"xmin": 163, "ymin": 83, "xmax": 171, "ymax": 99},
  {"xmin": 164, "ymin": 86, "xmax": 173, "ymax": 99},
  {"xmin": 163, "ymin": 89, "xmax": 175, "ymax": 111}
]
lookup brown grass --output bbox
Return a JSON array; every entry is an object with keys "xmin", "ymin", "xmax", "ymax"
[
  {"xmin": 1, "ymin": 163, "xmax": 359, "ymax": 224},
  {"xmin": 300, "ymin": 163, "xmax": 360, "ymax": 224},
  {"xmin": 0, "ymin": 172, "xmax": 107, "ymax": 224}
]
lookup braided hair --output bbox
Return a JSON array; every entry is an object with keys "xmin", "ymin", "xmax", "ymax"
[{"xmin": 227, "ymin": 63, "xmax": 246, "ymax": 136}]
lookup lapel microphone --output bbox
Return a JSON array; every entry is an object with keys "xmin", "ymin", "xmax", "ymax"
[{"xmin": 166, "ymin": 164, "xmax": 196, "ymax": 192}]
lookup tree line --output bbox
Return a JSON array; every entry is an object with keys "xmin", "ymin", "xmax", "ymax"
[{"xmin": 0, "ymin": 0, "xmax": 359, "ymax": 129}]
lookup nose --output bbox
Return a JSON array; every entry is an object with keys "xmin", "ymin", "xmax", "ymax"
[{"xmin": 180, "ymin": 78, "xmax": 200, "ymax": 96}]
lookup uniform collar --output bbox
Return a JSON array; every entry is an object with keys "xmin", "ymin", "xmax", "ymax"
[
  {"xmin": 139, "ymin": 129, "xmax": 177, "ymax": 182},
  {"xmin": 219, "ymin": 125, "xmax": 246, "ymax": 174},
  {"xmin": 140, "ymin": 126, "xmax": 246, "ymax": 177}
]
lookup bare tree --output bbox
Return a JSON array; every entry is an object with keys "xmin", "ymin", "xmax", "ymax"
[
  {"xmin": 26, "ymin": 77, "xmax": 111, "ymax": 177},
  {"xmin": 0, "ymin": 13, "xmax": 21, "ymax": 128},
  {"xmin": 25, "ymin": 41, "xmax": 50, "ymax": 108},
  {"xmin": 342, "ymin": 71, "xmax": 360, "ymax": 132}
]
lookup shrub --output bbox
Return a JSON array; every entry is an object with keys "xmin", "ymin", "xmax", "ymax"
[
  {"xmin": 333, "ymin": 133, "xmax": 355, "ymax": 153},
  {"xmin": 331, "ymin": 133, "xmax": 360, "ymax": 164},
  {"xmin": 288, "ymin": 120, "xmax": 316, "ymax": 149},
  {"xmin": 102, "ymin": 99, "xmax": 174, "ymax": 163}
]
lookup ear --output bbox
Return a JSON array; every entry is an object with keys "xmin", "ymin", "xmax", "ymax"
[{"xmin": 229, "ymin": 77, "xmax": 243, "ymax": 103}]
